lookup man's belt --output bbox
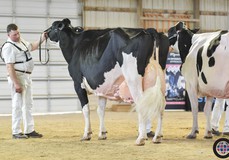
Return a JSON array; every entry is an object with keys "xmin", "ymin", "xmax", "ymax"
[{"xmin": 15, "ymin": 69, "xmax": 32, "ymax": 74}]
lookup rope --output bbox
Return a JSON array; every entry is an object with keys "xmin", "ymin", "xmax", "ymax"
[{"xmin": 39, "ymin": 34, "xmax": 50, "ymax": 65}]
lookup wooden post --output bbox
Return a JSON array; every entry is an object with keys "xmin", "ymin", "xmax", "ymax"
[
  {"xmin": 137, "ymin": 0, "xmax": 143, "ymax": 28},
  {"xmin": 193, "ymin": 0, "xmax": 200, "ymax": 28},
  {"xmin": 81, "ymin": 0, "xmax": 86, "ymax": 28}
]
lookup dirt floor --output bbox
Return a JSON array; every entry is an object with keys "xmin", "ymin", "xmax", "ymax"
[{"xmin": 0, "ymin": 110, "xmax": 226, "ymax": 160}]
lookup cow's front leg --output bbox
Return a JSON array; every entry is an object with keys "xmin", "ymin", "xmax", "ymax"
[
  {"xmin": 188, "ymin": 103, "xmax": 199, "ymax": 139},
  {"xmin": 204, "ymin": 97, "xmax": 213, "ymax": 139},
  {"xmin": 74, "ymin": 81, "xmax": 92, "ymax": 141},
  {"xmin": 97, "ymin": 97, "xmax": 107, "ymax": 140},
  {"xmin": 186, "ymin": 87, "xmax": 199, "ymax": 139},
  {"xmin": 81, "ymin": 104, "xmax": 92, "ymax": 141}
]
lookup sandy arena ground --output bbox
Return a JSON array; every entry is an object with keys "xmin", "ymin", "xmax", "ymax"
[{"xmin": 0, "ymin": 110, "xmax": 226, "ymax": 160}]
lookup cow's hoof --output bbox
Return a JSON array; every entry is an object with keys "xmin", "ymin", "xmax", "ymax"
[
  {"xmin": 135, "ymin": 138, "xmax": 145, "ymax": 146},
  {"xmin": 204, "ymin": 131, "xmax": 213, "ymax": 139},
  {"xmin": 80, "ymin": 136, "xmax": 91, "ymax": 141},
  {"xmin": 186, "ymin": 134, "xmax": 196, "ymax": 139},
  {"xmin": 98, "ymin": 136, "xmax": 107, "ymax": 140},
  {"xmin": 80, "ymin": 137, "xmax": 91, "ymax": 141},
  {"xmin": 81, "ymin": 132, "xmax": 92, "ymax": 141},
  {"xmin": 152, "ymin": 135, "xmax": 163, "ymax": 143},
  {"xmin": 98, "ymin": 131, "xmax": 107, "ymax": 140},
  {"xmin": 204, "ymin": 135, "xmax": 213, "ymax": 139}
]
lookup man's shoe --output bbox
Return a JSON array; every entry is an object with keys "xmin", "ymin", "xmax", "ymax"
[
  {"xmin": 12, "ymin": 133, "xmax": 28, "ymax": 139},
  {"xmin": 223, "ymin": 132, "xmax": 229, "ymax": 136},
  {"xmin": 25, "ymin": 131, "xmax": 43, "ymax": 138},
  {"xmin": 147, "ymin": 131, "xmax": 155, "ymax": 138},
  {"xmin": 212, "ymin": 128, "xmax": 221, "ymax": 136}
]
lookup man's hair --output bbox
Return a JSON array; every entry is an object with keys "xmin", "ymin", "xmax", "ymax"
[{"xmin": 7, "ymin": 24, "xmax": 18, "ymax": 33}]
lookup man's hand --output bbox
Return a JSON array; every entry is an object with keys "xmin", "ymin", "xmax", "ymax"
[
  {"xmin": 41, "ymin": 32, "xmax": 48, "ymax": 42},
  {"xmin": 15, "ymin": 83, "xmax": 22, "ymax": 93},
  {"xmin": 6, "ymin": 64, "xmax": 22, "ymax": 93},
  {"xmin": 31, "ymin": 32, "xmax": 48, "ymax": 51}
]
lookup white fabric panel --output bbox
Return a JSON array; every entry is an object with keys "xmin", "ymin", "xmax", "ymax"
[
  {"xmin": 15, "ymin": 0, "xmax": 47, "ymax": 16},
  {"xmin": 0, "ymin": 0, "xmax": 12, "ymax": 15},
  {"xmin": 0, "ymin": 79, "xmax": 11, "ymax": 96},
  {"xmin": 15, "ymin": 18, "xmax": 47, "ymax": 32},
  {"xmin": 49, "ymin": 0, "xmax": 81, "ymax": 18},
  {"xmin": 0, "ymin": 0, "xmax": 82, "ymax": 114}
]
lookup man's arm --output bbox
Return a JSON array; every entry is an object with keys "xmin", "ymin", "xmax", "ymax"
[
  {"xmin": 30, "ymin": 32, "xmax": 47, "ymax": 51},
  {"xmin": 6, "ymin": 63, "xmax": 22, "ymax": 93}
]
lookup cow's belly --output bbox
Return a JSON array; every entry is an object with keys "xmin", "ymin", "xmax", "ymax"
[
  {"xmin": 198, "ymin": 69, "xmax": 229, "ymax": 98},
  {"xmin": 198, "ymin": 84, "xmax": 229, "ymax": 98},
  {"xmin": 86, "ymin": 63, "xmax": 134, "ymax": 102},
  {"xmin": 91, "ymin": 64, "xmax": 124, "ymax": 101},
  {"xmin": 86, "ymin": 60, "xmax": 165, "ymax": 103}
]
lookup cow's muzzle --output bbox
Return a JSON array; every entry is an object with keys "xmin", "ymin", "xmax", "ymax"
[{"xmin": 44, "ymin": 27, "xmax": 52, "ymax": 36}]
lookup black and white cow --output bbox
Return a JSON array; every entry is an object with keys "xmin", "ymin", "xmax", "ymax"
[
  {"xmin": 45, "ymin": 18, "xmax": 169, "ymax": 145},
  {"xmin": 168, "ymin": 22, "xmax": 229, "ymax": 139}
]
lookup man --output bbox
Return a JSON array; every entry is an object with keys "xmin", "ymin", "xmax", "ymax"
[
  {"xmin": 211, "ymin": 98, "xmax": 229, "ymax": 136},
  {"xmin": 1, "ymin": 23, "xmax": 47, "ymax": 139}
]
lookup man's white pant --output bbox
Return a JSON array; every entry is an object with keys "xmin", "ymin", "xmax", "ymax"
[
  {"xmin": 8, "ymin": 73, "xmax": 34, "ymax": 135},
  {"xmin": 211, "ymin": 98, "xmax": 229, "ymax": 133}
]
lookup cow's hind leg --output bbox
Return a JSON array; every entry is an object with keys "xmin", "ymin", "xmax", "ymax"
[
  {"xmin": 97, "ymin": 97, "xmax": 107, "ymax": 140},
  {"xmin": 204, "ymin": 97, "xmax": 213, "ymax": 139},
  {"xmin": 121, "ymin": 52, "xmax": 145, "ymax": 145},
  {"xmin": 137, "ymin": 114, "xmax": 147, "ymax": 146},
  {"xmin": 135, "ymin": 77, "xmax": 166, "ymax": 145},
  {"xmin": 152, "ymin": 112, "xmax": 163, "ymax": 143},
  {"xmin": 81, "ymin": 104, "xmax": 93, "ymax": 141}
]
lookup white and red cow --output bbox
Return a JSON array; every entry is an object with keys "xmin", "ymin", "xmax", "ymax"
[
  {"xmin": 45, "ymin": 18, "xmax": 169, "ymax": 145},
  {"xmin": 168, "ymin": 22, "xmax": 229, "ymax": 139}
]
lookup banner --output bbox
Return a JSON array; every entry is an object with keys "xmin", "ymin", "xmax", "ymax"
[{"xmin": 165, "ymin": 52, "xmax": 186, "ymax": 110}]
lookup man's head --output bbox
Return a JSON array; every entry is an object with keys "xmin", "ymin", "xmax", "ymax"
[{"xmin": 7, "ymin": 23, "xmax": 20, "ymax": 42}]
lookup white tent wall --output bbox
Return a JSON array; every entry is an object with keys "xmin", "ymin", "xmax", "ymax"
[{"xmin": 0, "ymin": 0, "xmax": 83, "ymax": 114}]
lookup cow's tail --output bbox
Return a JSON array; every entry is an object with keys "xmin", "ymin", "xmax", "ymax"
[
  {"xmin": 146, "ymin": 28, "xmax": 160, "ymax": 63},
  {"xmin": 135, "ymin": 60, "xmax": 165, "ymax": 123}
]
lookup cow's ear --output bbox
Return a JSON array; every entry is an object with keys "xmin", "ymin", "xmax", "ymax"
[
  {"xmin": 175, "ymin": 21, "xmax": 186, "ymax": 31},
  {"xmin": 191, "ymin": 28, "xmax": 200, "ymax": 33},
  {"xmin": 62, "ymin": 18, "xmax": 71, "ymax": 26},
  {"xmin": 58, "ymin": 22, "xmax": 65, "ymax": 31}
]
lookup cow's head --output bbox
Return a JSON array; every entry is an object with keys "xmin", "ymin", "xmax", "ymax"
[
  {"xmin": 168, "ymin": 22, "xmax": 187, "ymax": 51},
  {"xmin": 45, "ymin": 18, "xmax": 76, "ymax": 42},
  {"xmin": 168, "ymin": 22, "xmax": 199, "ymax": 63}
]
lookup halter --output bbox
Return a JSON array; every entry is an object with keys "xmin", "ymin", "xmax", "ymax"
[
  {"xmin": 39, "ymin": 34, "xmax": 50, "ymax": 65},
  {"xmin": 168, "ymin": 33, "xmax": 178, "ymax": 40}
]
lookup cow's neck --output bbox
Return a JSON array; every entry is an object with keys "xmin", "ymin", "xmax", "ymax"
[
  {"xmin": 178, "ymin": 30, "xmax": 194, "ymax": 63},
  {"xmin": 59, "ymin": 32, "xmax": 75, "ymax": 64}
]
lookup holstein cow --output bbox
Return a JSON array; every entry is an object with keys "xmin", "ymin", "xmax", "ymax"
[
  {"xmin": 168, "ymin": 22, "xmax": 229, "ymax": 139},
  {"xmin": 45, "ymin": 18, "xmax": 169, "ymax": 145}
]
